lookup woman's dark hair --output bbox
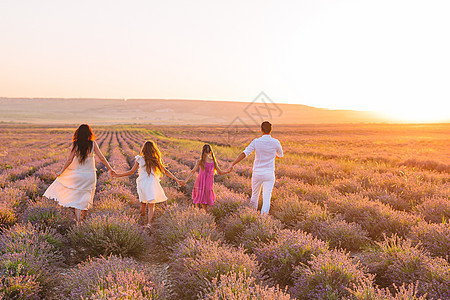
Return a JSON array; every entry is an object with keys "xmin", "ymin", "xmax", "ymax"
[
  {"xmin": 199, "ymin": 144, "xmax": 217, "ymax": 171},
  {"xmin": 72, "ymin": 124, "xmax": 95, "ymax": 164}
]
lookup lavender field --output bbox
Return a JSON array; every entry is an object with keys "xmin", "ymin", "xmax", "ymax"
[{"xmin": 0, "ymin": 123, "xmax": 449, "ymax": 299}]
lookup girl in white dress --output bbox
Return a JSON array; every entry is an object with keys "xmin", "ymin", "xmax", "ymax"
[
  {"xmin": 44, "ymin": 124, "xmax": 115, "ymax": 224},
  {"xmin": 113, "ymin": 140, "xmax": 183, "ymax": 226}
]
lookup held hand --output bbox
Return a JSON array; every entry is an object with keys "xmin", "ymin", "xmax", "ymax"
[
  {"xmin": 175, "ymin": 179, "xmax": 185, "ymax": 187},
  {"xmin": 109, "ymin": 169, "xmax": 117, "ymax": 178}
]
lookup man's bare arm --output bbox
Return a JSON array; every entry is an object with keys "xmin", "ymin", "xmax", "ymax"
[{"xmin": 231, "ymin": 152, "xmax": 246, "ymax": 167}]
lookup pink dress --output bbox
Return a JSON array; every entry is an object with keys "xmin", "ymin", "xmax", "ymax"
[{"xmin": 192, "ymin": 161, "xmax": 215, "ymax": 205}]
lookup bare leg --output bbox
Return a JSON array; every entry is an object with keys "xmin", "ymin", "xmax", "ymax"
[
  {"xmin": 81, "ymin": 210, "xmax": 87, "ymax": 221},
  {"xmin": 201, "ymin": 204, "xmax": 208, "ymax": 212},
  {"xmin": 140, "ymin": 202, "xmax": 147, "ymax": 217},
  {"xmin": 147, "ymin": 203, "xmax": 156, "ymax": 224},
  {"xmin": 74, "ymin": 208, "xmax": 82, "ymax": 225},
  {"xmin": 140, "ymin": 202, "xmax": 147, "ymax": 225}
]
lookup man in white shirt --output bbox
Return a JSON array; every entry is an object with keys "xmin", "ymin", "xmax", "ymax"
[{"xmin": 230, "ymin": 121, "xmax": 283, "ymax": 214}]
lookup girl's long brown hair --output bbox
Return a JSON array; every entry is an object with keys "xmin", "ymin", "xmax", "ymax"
[
  {"xmin": 199, "ymin": 144, "xmax": 217, "ymax": 171},
  {"xmin": 72, "ymin": 124, "xmax": 95, "ymax": 164},
  {"xmin": 141, "ymin": 141, "xmax": 164, "ymax": 176}
]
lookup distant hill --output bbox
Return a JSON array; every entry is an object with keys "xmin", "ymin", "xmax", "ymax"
[{"xmin": 0, "ymin": 98, "xmax": 388, "ymax": 125}]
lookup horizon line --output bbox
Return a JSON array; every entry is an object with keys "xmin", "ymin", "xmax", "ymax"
[{"xmin": 0, "ymin": 96, "xmax": 382, "ymax": 113}]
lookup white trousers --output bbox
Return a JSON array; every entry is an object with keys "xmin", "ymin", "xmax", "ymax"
[{"xmin": 250, "ymin": 172, "xmax": 275, "ymax": 214}]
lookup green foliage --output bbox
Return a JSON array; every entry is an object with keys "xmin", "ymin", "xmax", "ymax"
[
  {"xmin": 170, "ymin": 237, "xmax": 264, "ymax": 299},
  {"xmin": 152, "ymin": 204, "xmax": 224, "ymax": 253},
  {"xmin": 222, "ymin": 207, "xmax": 283, "ymax": 252},
  {"xmin": 68, "ymin": 213, "xmax": 149, "ymax": 259}
]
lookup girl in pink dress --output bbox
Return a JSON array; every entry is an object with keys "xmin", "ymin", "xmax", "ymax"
[{"xmin": 183, "ymin": 144, "xmax": 231, "ymax": 211}]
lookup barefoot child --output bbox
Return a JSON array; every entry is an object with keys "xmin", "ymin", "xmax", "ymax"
[
  {"xmin": 112, "ymin": 141, "xmax": 182, "ymax": 226},
  {"xmin": 183, "ymin": 144, "xmax": 231, "ymax": 211}
]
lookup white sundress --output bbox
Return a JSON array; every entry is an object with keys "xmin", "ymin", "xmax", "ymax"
[
  {"xmin": 44, "ymin": 147, "xmax": 96, "ymax": 210},
  {"xmin": 135, "ymin": 155, "xmax": 167, "ymax": 204}
]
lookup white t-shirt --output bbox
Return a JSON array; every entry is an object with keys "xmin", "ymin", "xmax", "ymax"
[{"xmin": 243, "ymin": 135, "xmax": 283, "ymax": 174}]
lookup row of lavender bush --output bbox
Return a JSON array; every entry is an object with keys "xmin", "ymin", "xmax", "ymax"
[
  {"xmin": 1, "ymin": 126, "xmax": 448, "ymax": 299},
  {"xmin": 144, "ymin": 127, "xmax": 448, "ymax": 299}
]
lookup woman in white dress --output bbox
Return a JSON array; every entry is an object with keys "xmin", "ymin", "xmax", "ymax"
[
  {"xmin": 113, "ymin": 140, "xmax": 183, "ymax": 226},
  {"xmin": 44, "ymin": 124, "xmax": 114, "ymax": 224}
]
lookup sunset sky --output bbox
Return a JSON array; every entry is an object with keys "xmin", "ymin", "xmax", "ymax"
[{"xmin": 1, "ymin": 0, "xmax": 449, "ymax": 122}]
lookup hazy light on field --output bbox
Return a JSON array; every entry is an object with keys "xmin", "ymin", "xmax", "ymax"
[{"xmin": 0, "ymin": 0, "xmax": 449, "ymax": 123}]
